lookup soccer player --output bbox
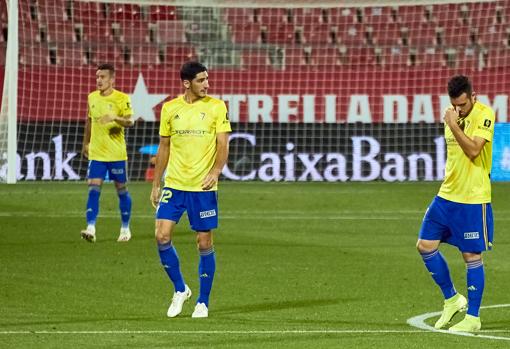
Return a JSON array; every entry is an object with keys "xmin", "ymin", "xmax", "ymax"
[
  {"xmin": 417, "ymin": 75, "xmax": 495, "ymax": 332},
  {"xmin": 150, "ymin": 62, "xmax": 231, "ymax": 318},
  {"xmin": 81, "ymin": 63, "xmax": 134, "ymax": 243}
]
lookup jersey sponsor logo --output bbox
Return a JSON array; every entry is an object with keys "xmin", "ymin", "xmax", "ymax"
[
  {"xmin": 199, "ymin": 209, "xmax": 217, "ymax": 219},
  {"xmin": 484, "ymin": 119, "xmax": 491, "ymax": 127},
  {"xmin": 174, "ymin": 129, "xmax": 207, "ymax": 136},
  {"xmin": 464, "ymin": 231, "xmax": 480, "ymax": 240}
]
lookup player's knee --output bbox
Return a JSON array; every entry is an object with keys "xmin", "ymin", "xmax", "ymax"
[
  {"xmin": 115, "ymin": 183, "xmax": 128, "ymax": 194},
  {"xmin": 416, "ymin": 239, "xmax": 438, "ymax": 253},
  {"xmin": 462, "ymin": 252, "xmax": 482, "ymax": 263},
  {"xmin": 196, "ymin": 232, "xmax": 212, "ymax": 250},
  {"xmin": 88, "ymin": 183, "xmax": 101, "ymax": 193},
  {"xmin": 155, "ymin": 229, "xmax": 170, "ymax": 244}
]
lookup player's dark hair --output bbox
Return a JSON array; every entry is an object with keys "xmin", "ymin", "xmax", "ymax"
[
  {"xmin": 447, "ymin": 75, "xmax": 472, "ymax": 98},
  {"xmin": 97, "ymin": 63, "xmax": 115, "ymax": 76},
  {"xmin": 180, "ymin": 61, "xmax": 207, "ymax": 82}
]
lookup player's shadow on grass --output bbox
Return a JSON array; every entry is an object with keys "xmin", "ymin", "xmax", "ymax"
[{"xmin": 214, "ymin": 297, "xmax": 355, "ymax": 315}]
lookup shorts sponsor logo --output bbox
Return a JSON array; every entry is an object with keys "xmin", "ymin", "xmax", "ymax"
[
  {"xmin": 464, "ymin": 232, "xmax": 480, "ymax": 240},
  {"xmin": 200, "ymin": 209, "xmax": 216, "ymax": 219},
  {"xmin": 111, "ymin": 168, "xmax": 124, "ymax": 174}
]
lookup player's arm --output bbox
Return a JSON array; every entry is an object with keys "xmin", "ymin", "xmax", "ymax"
[
  {"xmin": 444, "ymin": 108, "xmax": 486, "ymax": 160},
  {"xmin": 202, "ymin": 132, "xmax": 230, "ymax": 190},
  {"xmin": 150, "ymin": 136, "xmax": 170, "ymax": 208},
  {"xmin": 99, "ymin": 114, "xmax": 134, "ymax": 127},
  {"xmin": 82, "ymin": 108, "xmax": 91, "ymax": 159}
]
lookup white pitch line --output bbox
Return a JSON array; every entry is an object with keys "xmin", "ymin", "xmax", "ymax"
[
  {"xmin": 407, "ymin": 303, "xmax": 510, "ymax": 341},
  {"xmin": 1, "ymin": 329, "xmax": 509, "ymax": 335},
  {"xmin": 0, "ymin": 329, "xmax": 459, "ymax": 335}
]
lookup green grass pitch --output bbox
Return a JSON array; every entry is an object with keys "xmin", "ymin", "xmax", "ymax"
[{"xmin": 1, "ymin": 182, "xmax": 509, "ymax": 348}]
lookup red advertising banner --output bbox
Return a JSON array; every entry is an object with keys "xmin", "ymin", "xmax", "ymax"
[{"xmin": 8, "ymin": 67, "xmax": 510, "ymax": 123}]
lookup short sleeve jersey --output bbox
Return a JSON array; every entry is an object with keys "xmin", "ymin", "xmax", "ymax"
[
  {"xmin": 87, "ymin": 89, "xmax": 133, "ymax": 161},
  {"xmin": 438, "ymin": 101, "xmax": 495, "ymax": 204},
  {"xmin": 159, "ymin": 95, "xmax": 231, "ymax": 191}
]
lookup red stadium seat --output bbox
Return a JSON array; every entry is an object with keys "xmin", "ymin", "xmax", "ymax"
[
  {"xmin": 329, "ymin": 8, "xmax": 356, "ymax": 25},
  {"xmin": 258, "ymin": 8, "xmax": 286, "ymax": 24},
  {"xmin": 455, "ymin": 48, "xmax": 479, "ymax": 72},
  {"xmin": 407, "ymin": 23, "xmax": 436, "ymax": 46},
  {"xmin": 56, "ymin": 44, "xmax": 86, "ymax": 66},
  {"xmin": 337, "ymin": 23, "xmax": 364, "ymax": 45},
  {"xmin": 478, "ymin": 24, "xmax": 507, "ymax": 47},
  {"xmin": 0, "ymin": 44, "xmax": 5, "ymax": 65},
  {"xmin": 241, "ymin": 49, "xmax": 269, "ymax": 69},
  {"xmin": 19, "ymin": 22, "xmax": 42, "ymax": 44},
  {"xmin": 418, "ymin": 48, "xmax": 445, "ymax": 68},
  {"xmin": 149, "ymin": 5, "xmax": 177, "ymax": 21},
  {"xmin": 89, "ymin": 44, "xmax": 124, "ymax": 66},
  {"xmin": 311, "ymin": 47, "xmax": 340, "ymax": 66},
  {"xmin": 263, "ymin": 23, "xmax": 295, "ymax": 44},
  {"xmin": 487, "ymin": 48, "xmax": 510, "ymax": 68},
  {"xmin": 46, "ymin": 22, "xmax": 75, "ymax": 44},
  {"xmin": 224, "ymin": 8, "xmax": 253, "ymax": 25},
  {"xmin": 129, "ymin": 45, "xmax": 161, "ymax": 66},
  {"xmin": 156, "ymin": 21, "xmax": 187, "ymax": 44},
  {"xmin": 442, "ymin": 24, "xmax": 472, "ymax": 47},
  {"xmin": 302, "ymin": 24, "xmax": 334, "ymax": 44},
  {"xmin": 120, "ymin": 22, "xmax": 149, "ymax": 44},
  {"xmin": 363, "ymin": 7, "xmax": 393, "ymax": 25},
  {"xmin": 396, "ymin": 6, "xmax": 426, "ymax": 25},
  {"xmin": 0, "ymin": 1, "xmax": 7, "ymax": 23},
  {"xmin": 230, "ymin": 23, "xmax": 261, "ymax": 44},
  {"xmin": 293, "ymin": 8, "xmax": 322, "ymax": 26},
  {"xmin": 109, "ymin": 4, "xmax": 142, "ymax": 22},
  {"xmin": 285, "ymin": 47, "xmax": 305, "ymax": 68},
  {"xmin": 348, "ymin": 47, "xmax": 375, "ymax": 67},
  {"xmin": 383, "ymin": 47, "xmax": 410, "ymax": 70},
  {"xmin": 433, "ymin": 3, "xmax": 461, "ymax": 27},
  {"xmin": 82, "ymin": 21, "xmax": 113, "ymax": 44},
  {"xmin": 73, "ymin": 1, "xmax": 105, "ymax": 23},
  {"xmin": 165, "ymin": 45, "xmax": 196, "ymax": 67},
  {"xmin": 19, "ymin": 45, "xmax": 50, "ymax": 65},
  {"xmin": 368, "ymin": 22, "xmax": 400, "ymax": 46},
  {"xmin": 37, "ymin": 0, "xmax": 67, "ymax": 23}
]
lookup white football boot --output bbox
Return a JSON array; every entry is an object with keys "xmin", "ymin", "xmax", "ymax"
[
  {"xmin": 167, "ymin": 285, "xmax": 192, "ymax": 317},
  {"xmin": 80, "ymin": 225, "xmax": 96, "ymax": 243},
  {"xmin": 191, "ymin": 302, "xmax": 209, "ymax": 318},
  {"xmin": 117, "ymin": 227, "xmax": 131, "ymax": 242}
]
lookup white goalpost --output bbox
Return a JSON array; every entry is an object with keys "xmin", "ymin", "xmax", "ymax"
[{"xmin": 1, "ymin": 0, "xmax": 509, "ymax": 183}]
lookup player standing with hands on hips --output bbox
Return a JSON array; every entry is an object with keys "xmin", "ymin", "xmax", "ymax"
[
  {"xmin": 417, "ymin": 75, "xmax": 495, "ymax": 332},
  {"xmin": 81, "ymin": 63, "xmax": 134, "ymax": 243},
  {"xmin": 151, "ymin": 62, "xmax": 231, "ymax": 318}
]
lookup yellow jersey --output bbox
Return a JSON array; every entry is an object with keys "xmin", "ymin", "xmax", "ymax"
[
  {"xmin": 159, "ymin": 95, "xmax": 232, "ymax": 191},
  {"xmin": 87, "ymin": 89, "xmax": 133, "ymax": 161},
  {"xmin": 438, "ymin": 101, "xmax": 495, "ymax": 204}
]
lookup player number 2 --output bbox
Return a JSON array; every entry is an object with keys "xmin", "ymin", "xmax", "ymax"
[{"xmin": 160, "ymin": 189, "xmax": 172, "ymax": 203}]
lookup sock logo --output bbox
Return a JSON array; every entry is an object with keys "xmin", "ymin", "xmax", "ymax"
[
  {"xmin": 464, "ymin": 232, "xmax": 479, "ymax": 239},
  {"xmin": 467, "ymin": 285, "xmax": 477, "ymax": 291},
  {"xmin": 200, "ymin": 273, "xmax": 209, "ymax": 278}
]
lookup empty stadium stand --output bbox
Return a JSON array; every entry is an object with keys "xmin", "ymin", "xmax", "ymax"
[{"xmin": 3, "ymin": 1, "xmax": 510, "ymax": 70}]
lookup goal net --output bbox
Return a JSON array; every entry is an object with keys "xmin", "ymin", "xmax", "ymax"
[{"xmin": 1, "ymin": 0, "xmax": 509, "ymax": 182}]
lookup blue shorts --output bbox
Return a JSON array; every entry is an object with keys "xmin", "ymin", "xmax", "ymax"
[
  {"xmin": 156, "ymin": 187, "xmax": 219, "ymax": 232},
  {"xmin": 87, "ymin": 160, "xmax": 128, "ymax": 183},
  {"xmin": 419, "ymin": 196, "xmax": 493, "ymax": 253}
]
